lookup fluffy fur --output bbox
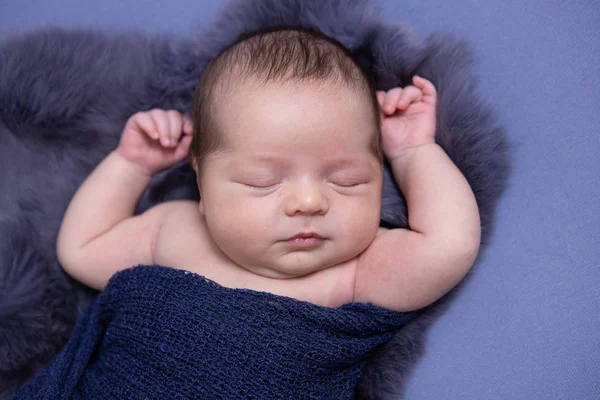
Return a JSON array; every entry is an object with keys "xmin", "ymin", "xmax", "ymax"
[{"xmin": 0, "ymin": 0, "xmax": 509, "ymax": 398}]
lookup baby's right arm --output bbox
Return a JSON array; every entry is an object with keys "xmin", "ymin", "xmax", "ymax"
[{"xmin": 56, "ymin": 110, "xmax": 193, "ymax": 290}]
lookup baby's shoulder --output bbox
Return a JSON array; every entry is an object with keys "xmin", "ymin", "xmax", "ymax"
[
  {"xmin": 152, "ymin": 200, "xmax": 214, "ymax": 264},
  {"xmin": 149, "ymin": 200, "xmax": 200, "ymax": 233},
  {"xmin": 155, "ymin": 200, "xmax": 205, "ymax": 238},
  {"xmin": 157, "ymin": 199, "xmax": 200, "ymax": 218}
]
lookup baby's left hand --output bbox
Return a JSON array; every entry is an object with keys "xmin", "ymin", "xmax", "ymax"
[{"xmin": 377, "ymin": 76, "xmax": 437, "ymax": 161}]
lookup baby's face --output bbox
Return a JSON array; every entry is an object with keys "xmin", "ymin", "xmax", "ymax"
[{"xmin": 198, "ymin": 80, "xmax": 383, "ymax": 278}]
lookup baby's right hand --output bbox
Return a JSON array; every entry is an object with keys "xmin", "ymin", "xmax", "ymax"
[{"xmin": 117, "ymin": 109, "xmax": 193, "ymax": 176}]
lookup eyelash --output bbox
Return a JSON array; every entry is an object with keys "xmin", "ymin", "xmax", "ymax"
[
  {"xmin": 241, "ymin": 180, "xmax": 364, "ymax": 191},
  {"xmin": 243, "ymin": 183, "xmax": 280, "ymax": 191},
  {"xmin": 329, "ymin": 181, "xmax": 362, "ymax": 188}
]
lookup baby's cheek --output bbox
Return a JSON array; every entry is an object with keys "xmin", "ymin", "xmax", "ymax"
[
  {"xmin": 215, "ymin": 207, "xmax": 249, "ymax": 241},
  {"xmin": 345, "ymin": 201, "xmax": 381, "ymax": 251},
  {"xmin": 221, "ymin": 201, "xmax": 271, "ymax": 245}
]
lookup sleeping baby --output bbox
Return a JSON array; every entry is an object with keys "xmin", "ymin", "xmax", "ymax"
[
  {"xmin": 50, "ymin": 28, "xmax": 480, "ymax": 398},
  {"xmin": 57, "ymin": 28, "xmax": 480, "ymax": 311}
]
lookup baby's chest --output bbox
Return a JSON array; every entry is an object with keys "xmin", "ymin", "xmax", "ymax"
[
  {"xmin": 184, "ymin": 257, "xmax": 356, "ymax": 307},
  {"xmin": 158, "ymin": 236, "xmax": 357, "ymax": 308}
]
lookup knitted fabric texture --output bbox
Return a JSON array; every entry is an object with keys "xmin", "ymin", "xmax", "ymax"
[{"xmin": 13, "ymin": 265, "xmax": 414, "ymax": 399}]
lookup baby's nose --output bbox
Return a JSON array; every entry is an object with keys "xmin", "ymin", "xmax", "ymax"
[{"xmin": 285, "ymin": 181, "xmax": 329, "ymax": 216}]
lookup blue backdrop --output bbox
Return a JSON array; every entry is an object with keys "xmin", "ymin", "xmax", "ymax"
[{"xmin": 1, "ymin": 1, "xmax": 598, "ymax": 399}]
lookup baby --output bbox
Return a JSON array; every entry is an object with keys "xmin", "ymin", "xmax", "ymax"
[{"xmin": 57, "ymin": 29, "xmax": 480, "ymax": 312}]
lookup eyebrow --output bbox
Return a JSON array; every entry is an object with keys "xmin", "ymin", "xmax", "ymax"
[
  {"xmin": 226, "ymin": 156, "xmax": 288, "ymax": 169},
  {"xmin": 262, "ymin": 156, "xmax": 366, "ymax": 166},
  {"xmin": 227, "ymin": 155, "xmax": 372, "ymax": 170},
  {"xmin": 325, "ymin": 157, "xmax": 368, "ymax": 168}
]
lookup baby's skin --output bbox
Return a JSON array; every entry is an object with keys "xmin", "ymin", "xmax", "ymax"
[{"xmin": 57, "ymin": 76, "xmax": 480, "ymax": 312}]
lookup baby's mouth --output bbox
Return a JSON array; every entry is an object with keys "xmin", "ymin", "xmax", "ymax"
[{"xmin": 282, "ymin": 232, "xmax": 326, "ymax": 249}]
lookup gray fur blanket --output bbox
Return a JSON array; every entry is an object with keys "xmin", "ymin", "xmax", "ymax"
[{"xmin": 0, "ymin": 0, "xmax": 509, "ymax": 398}]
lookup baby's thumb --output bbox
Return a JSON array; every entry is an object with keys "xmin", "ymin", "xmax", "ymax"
[
  {"xmin": 376, "ymin": 91, "xmax": 386, "ymax": 108},
  {"xmin": 183, "ymin": 117, "xmax": 194, "ymax": 135},
  {"xmin": 173, "ymin": 135, "xmax": 192, "ymax": 161}
]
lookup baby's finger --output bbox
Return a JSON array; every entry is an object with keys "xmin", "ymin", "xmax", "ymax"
[
  {"xmin": 172, "ymin": 134, "xmax": 192, "ymax": 162},
  {"xmin": 382, "ymin": 88, "xmax": 403, "ymax": 114},
  {"xmin": 397, "ymin": 86, "xmax": 423, "ymax": 109},
  {"xmin": 166, "ymin": 110, "xmax": 183, "ymax": 147},
  {"xmin": 376, "ymin": 91, "xmax": 386, "ymax": 108},
  {"xmin": 413, "ymin": 76, "xmax": 437, "ymax": 105},
  {"xmin": 182, "ymin": 116, "xmax": 194, "ymax": 136},
  {"xmin": 131, "ymin": 112, "xmax": 159, "ymax": 140},
  {"xmin": 149, "ymin": 109, "xmax": 171, "ymax": 147}
]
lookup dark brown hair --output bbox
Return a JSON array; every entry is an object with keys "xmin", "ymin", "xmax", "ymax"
[{"xmin": 189, "ymin": 28, "xmax": 382, "ymax": 181}]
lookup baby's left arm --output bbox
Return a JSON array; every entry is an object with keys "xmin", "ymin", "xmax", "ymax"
[{"xmin": 353, "ymin": 76, "xmax": 481, "ymax": 312}]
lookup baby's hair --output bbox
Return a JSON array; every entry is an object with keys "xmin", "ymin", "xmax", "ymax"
[{"xmin": 189, "ymin": 27, "xmax": 382, "ymax": 181}]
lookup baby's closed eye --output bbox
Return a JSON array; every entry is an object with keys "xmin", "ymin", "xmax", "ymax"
[
  {"xmin": 231, "ymin": 169, "xmax": 372, "ymax": 192},
  {"xmin": 328, "ymin": 179, "xmax": 364, "ymax": 188},
  {"xmin": 243, "ymin": 182, "xmax": 281, "ymax": 191},
  {"xmin": 234, "ymin": 173, "xmax": 281, "ymax": 190},
  {"xmin": 327, "ymin": 172, "xmax": 370, "ymax": 188}
]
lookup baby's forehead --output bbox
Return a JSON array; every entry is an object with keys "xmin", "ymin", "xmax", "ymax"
[
  {"xmin": 217, "ymin": 64, "xmax": 365, "ymax": 96},
  {"xmin": 213, "ymin": 76, "xmax": 369, "ymax": 125}
]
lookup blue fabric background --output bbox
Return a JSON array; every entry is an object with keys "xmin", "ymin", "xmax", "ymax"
[{"xmin": 1, "ymin": 1, "xmax": 598, "ymax": 399}]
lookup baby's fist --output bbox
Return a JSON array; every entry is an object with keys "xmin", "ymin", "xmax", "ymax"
[
  {"xmin": 377, "ymin": 76, "xmax": 437, "ymax": 161},
  {"xmin": 117, "ymin": 109, "xmax": 193, "ymax": 176}
]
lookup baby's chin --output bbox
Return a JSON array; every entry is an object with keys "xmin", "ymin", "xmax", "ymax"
[{"xmin": 246, "ymin": 248, "xmax": 355, "ymax": 279}]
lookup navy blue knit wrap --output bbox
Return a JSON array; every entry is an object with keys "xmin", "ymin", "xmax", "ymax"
[{"xmin": 13, "ymin": 265, "xmax": 414, "ymax": 399}]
